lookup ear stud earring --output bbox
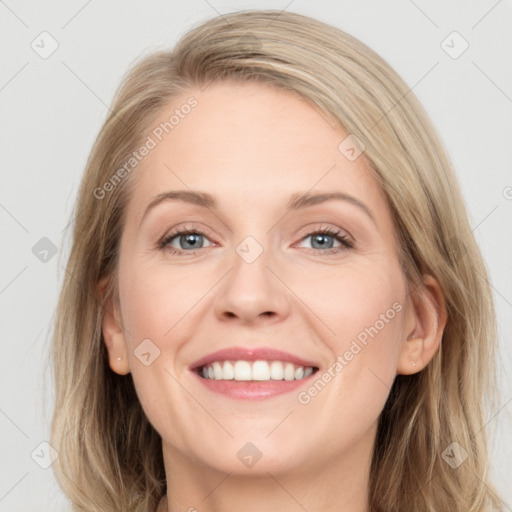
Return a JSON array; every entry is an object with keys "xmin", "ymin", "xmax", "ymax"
[
  {"xmin": 412, "ymin": 360, "xmax": 417, "ymax": 366},
  {"xmin": 117, "ymin": 357, "xmax": 122, "ymax": 361}
]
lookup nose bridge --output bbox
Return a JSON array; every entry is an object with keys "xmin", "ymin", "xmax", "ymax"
[{"xmin": 214, "ymin": 232, "xmax": 289, "ymax": 322}]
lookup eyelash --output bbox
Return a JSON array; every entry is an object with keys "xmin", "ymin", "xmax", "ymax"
[{"xmin": 158, "ymin": 224, "xmax": 354, "ymax": 256}]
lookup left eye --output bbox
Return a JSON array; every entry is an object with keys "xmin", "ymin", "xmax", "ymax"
[
  {"xmin": 295, "ymin": 228, "xmax": 353, "ymax": 253},
  {"xmin": 160, "ymin": 231, "xmax": 214, "ymax": 252},
  {"xmin": 298, "ymin": 231, "xmax": 346, "ymax": 250}
]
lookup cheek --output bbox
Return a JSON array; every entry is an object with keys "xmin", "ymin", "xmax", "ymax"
[
  {"xmin": 294, "ymin": 259, "xmax": 406, "ymax": 419},
  {"xmin": 294, "ymin": 260, "xmax": 405, "ymax": 352},
  {"xmin": 295, "ymin": 267, "xmax": 405, "ymax": 453},
  {"xmin": 117, "ymin": 259, "xmax": 207, "ymax": 397},
  {"xmin": 118, "ymin": 258, "xmax": 202, "ymax": 343},
  {"xmin": 116, "ymin": 263, "xmax": 194, "ymax": 440}
]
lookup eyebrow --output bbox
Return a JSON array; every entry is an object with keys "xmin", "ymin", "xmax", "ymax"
[{"xmin": 140, "ymin": 190, "xmax": 376, "ymax": 226}]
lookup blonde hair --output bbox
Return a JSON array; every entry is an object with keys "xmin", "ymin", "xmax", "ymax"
[{"xmin": 51, "ymin": 9, "xmax": 505, "ymax": 511}]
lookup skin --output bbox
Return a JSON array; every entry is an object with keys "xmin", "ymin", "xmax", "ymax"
[{"xmin": 100, "ymin": 80, "xmax": 446, "ymax": 512}]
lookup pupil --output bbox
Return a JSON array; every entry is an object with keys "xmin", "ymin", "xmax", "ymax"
[
  {"xmin": 182, "ymin": 233, "xmax": 202, "ymax": 249},
  {"xmin": 312, "ymin": 234, "xmax": 333, "ymax": 249}
]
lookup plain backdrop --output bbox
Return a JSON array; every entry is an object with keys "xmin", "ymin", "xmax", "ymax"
[{"xmin": 1, "ymin": 0, "xmax": 511, "ymax": 510}]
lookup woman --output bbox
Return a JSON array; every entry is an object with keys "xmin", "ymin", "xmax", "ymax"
[{"xmin": 51, "ymin": 9, "xmax": 505, "ymax": 512}]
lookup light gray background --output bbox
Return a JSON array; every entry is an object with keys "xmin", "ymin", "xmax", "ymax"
[{"xmin": 1, "ymin": 1, "xmax": 511, "ymax": 510}]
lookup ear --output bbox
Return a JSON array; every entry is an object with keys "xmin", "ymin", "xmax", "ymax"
[
  {"xmin": 98, "ymin": 276, "xmax": 130, "ymax": 375},
  {"xmin": 397, "ymin": 274, "xmax": 447, "ymax": 375}
]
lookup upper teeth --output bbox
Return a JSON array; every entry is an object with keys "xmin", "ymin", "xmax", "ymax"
[{"xmin": 200, "ymin": 360, "xmax": 315, "ymax": 381}]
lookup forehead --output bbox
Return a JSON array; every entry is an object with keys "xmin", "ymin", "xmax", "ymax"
[{"xmin": 125, "ymin": 80, "xmax": 389, "ymax": 225}]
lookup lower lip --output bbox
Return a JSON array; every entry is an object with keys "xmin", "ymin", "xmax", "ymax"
[{"xmin": 191, "ymin": 370, "xmax": 316, "ymax": 400}]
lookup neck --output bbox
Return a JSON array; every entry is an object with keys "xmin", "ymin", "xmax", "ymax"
[{"xmin": 158, "ymin": 430, "xmax": 374, "ymax": 512}]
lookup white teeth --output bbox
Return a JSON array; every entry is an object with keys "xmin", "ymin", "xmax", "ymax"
[
  {"xmin": 222, "ymin": 361, "xmax": 234, "ymax": 380},
  {"xmin": 234, "ymin": 361, "xmax": 252, "ymax": 381},
  {"xmin": 199, "ymin": 360, "xmax": 316, "ymax": 381},
  {"xmin": 284, "ymin": 362, "xmax": 295, "ymax": 381},
  {"xmin": 270, "ymin": 361, "xmax": 284, "ymax": 380},
  {"xmin": 212, "ymin": 361, "xmax": 223, "ymax": 380},
  {"xmin": 252, "ymin": 360, "xmax": 270, "ymax": 380}
]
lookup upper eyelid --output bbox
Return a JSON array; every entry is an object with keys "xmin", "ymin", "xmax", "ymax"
[
  {"xmin": 160, "ymin": 227, "xmax": 215, "ymax": 247},
  {"xmin": 162, "ymin": 224, "xmax": 347, "ymax": 238}
]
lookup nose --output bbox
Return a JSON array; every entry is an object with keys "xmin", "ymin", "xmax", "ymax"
[{"xmin": 213, "ymin": 242, "xmax": 291, "ymax": 326}]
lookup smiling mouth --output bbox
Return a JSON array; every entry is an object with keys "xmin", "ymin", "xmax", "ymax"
[{"xmin": 196, "ymin": 360, "xmax": 319, "ymax": 382}]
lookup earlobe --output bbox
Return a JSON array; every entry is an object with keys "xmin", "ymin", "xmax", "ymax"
[
  {"xmin": 98, "ymin": 277, "xmax": 131, "ymax": 375},
  {"xmin": 397, "ymin": 333, "xmax": 424, "ymax": 375},
  {"xmin": 397, "ymin": 274, "xmax": 447, "ymax": 375}
]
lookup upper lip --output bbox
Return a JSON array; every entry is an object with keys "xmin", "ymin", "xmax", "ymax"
[{"xmin": 190, "ymin": 346, "xmax": 320, "ymax": 370}]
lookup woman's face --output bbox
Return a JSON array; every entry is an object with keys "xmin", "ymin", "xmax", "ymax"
[{"xmin": 105, "ymin": 80, "xmax": 416, "ymax": 476}]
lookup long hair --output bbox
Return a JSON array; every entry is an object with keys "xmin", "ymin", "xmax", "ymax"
[{"xmin": 50, "ymin": 9, "xmax": 504, "ymax": 511}]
